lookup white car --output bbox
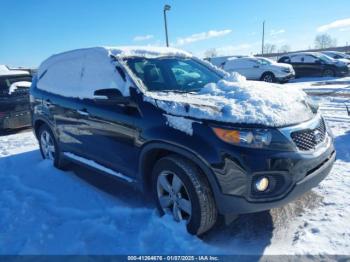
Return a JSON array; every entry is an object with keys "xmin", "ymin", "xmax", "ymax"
[
  {"xmin": 222, "ymin": 57, "xmax": 295, "ymax": 83},
  {"xmin": 322, "ymin": 51, "xmax": 350, "ymax": 64}
]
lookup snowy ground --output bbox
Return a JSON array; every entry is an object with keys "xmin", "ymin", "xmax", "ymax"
[
  {"xmin": 286, "ymin": 76, "xmax": 350, "ymax": 97},
  {"xmin": 0, "ymin": 96, "xmax": 349, "ymax": 255}
]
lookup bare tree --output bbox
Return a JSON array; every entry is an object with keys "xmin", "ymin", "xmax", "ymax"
[
  {"xmin": 263, "ymin": 43, "xmax": 276, "ymax": 54},
  {"xmin": 314, "ymin": 34, "xmax": 337, "ymax": 49},
  {"xmin": 204, "ymin": 48, "xmax": 218, "ymax": 58},
  {"xmin": 278, "ymin": 44, "xmax": 291, "ymax": 53}
]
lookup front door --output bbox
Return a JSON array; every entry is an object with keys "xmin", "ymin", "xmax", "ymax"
[{"xmin": 76, "ymin": 90, "xmax": 141, "ymax": 179}]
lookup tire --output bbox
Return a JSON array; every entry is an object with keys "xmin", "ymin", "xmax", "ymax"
[
  {"xmin": 323, "ymin": 69, "xmax": 335, "ymax": 77},
  {"xmin": 152, "ymin": 155, "xmax": 217, "ymax": 235},
  {"xmin": 38, "ymin": 124, "xmax": 68, "ymax": 170},
  {"xmin": 261, "ymin": 72, "xmax": 275, "ymax": 83}
]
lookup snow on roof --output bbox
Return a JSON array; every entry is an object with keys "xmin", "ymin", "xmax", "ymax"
[
  {"xmin": 144, "ymin": 73, "xmax": 314, "ymax": 127},
  {"xmin": 39, "ymin": 46, "xmax": 192, "ymax": 69},
  {"xmin": 0, "ymin": 65, "xmax": 9, "ymax": 71},
  {"xmin": 105, "ymin": 46, "xmax": 192, "ymax": 58}
]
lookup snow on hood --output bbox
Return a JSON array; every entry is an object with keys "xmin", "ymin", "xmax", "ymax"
[{"xmin": 144, "ymin": 73, "xmax": 314, "ymax": 127}]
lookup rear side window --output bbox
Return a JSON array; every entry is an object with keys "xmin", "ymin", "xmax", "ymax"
[
  {"xmin": 38, "ymin": 57, "xmax": 83, "ymax": 97},
  {"xmin": 37, "ymin": 51, "xmax": 129, "ymax": 99},
  {"xmin": 225, "ymin": 59, "xmax": 257, "ymax": 69}
]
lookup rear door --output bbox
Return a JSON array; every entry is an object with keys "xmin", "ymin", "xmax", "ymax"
[{"xmin": 36, "ymin": 56, "xmax": 87, "ymax": 155}]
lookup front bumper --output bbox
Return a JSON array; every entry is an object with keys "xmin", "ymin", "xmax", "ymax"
[
  {"xmin": 209, "ymin": 116, "xmax": 335, "ymax": 215},
  {"xmin": 214, "ymin": 147, "xmax": 335, "ymax": 214},
  {"xmin": 276, "ymin": 73, "xmax": 295, "ymax": 83}
]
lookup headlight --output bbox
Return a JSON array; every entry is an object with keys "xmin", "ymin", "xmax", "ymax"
[
  {"xmin": 213, "ymin": 128, "xmax": 272, "ymax": 148},
  {"xmin": 281, "ymin": 68, "xmax": 290, "ymax": 73},
  {"xmin": 306, "ymin": 96, "xmax": 319, "ymax": 113},
  {"xmin": 212, "ymin": 127, "xmax": 295, "ymax": 150}
]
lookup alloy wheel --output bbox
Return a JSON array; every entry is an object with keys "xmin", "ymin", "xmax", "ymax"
[
  {"xmin": 263, "ymin": 74, "xmax": 274, "ymax": 82},
  {"xmin": 157, "ymin": 170, "xmax": 192, "ymax": 222},
  {"xmin": 40, "ymin": 130, "xmax": 55, "ymax": 160}
]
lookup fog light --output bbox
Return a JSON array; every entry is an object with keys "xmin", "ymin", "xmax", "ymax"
[{"xmin": 255, "ymin": 177, "xmax": 269, "ymax": 192}]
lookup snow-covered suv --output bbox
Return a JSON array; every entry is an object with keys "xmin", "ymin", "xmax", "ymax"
[
  {"xmin": 30, "ymin": 46, "xmax": 335, "ymax": 235},
  {"xmin": 221, "ymin": 57, "xmax": 295, "ymax": 83}
]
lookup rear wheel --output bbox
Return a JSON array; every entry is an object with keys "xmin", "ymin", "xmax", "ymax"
[
  {"xmin": 261, "ymin": 72, "xmax": 275, "ymax": 83},
  {"xmin": 152, "ymin": 155, "xmax": 217, "ymax": 235},
  {"xmin": 38, "ymin": 124, "xmax": 68, "ymax": 170},
  {"xmin": 323, "ymin": 69, "xmax": 335, "ymax": 77}
]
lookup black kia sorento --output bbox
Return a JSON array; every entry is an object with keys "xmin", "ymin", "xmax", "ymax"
[{"xmin": 30, "ymin": 47, "xmax": 335, "ymax": 235}]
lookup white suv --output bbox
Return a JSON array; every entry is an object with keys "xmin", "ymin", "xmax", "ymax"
[{"xmin": 222, "ymin": 57, "xmax": 295, "ymax": 83}]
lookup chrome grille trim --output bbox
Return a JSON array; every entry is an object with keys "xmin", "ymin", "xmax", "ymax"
[{"xmin": 279, "ymin": 114, "xmax": 329, "ymax": 153}]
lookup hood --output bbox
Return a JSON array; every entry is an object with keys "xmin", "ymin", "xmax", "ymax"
[
  {"xmin": 336, "ymin": 58, "xmax": 350, "ymax": 65},
  {"xmin": 143, "ymin": 73, "xmax": 315, "ymax": 127},
  {"xmin": 269, "ymin": 62, "xmax": 294, "ymax": 71}
]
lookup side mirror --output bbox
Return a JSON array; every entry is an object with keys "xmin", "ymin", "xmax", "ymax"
[
  {"xmin": 93, "ymin": 88, "xmax": 129, "ymax": 105},
  {"xmin": 314, "ymin": 59, "xmax": 322, "ymax": 64}
]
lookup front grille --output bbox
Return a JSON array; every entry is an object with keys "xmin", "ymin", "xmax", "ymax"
[{"xmin": 291, "ymin": 119, "xmax": 326, "ymax": 151}]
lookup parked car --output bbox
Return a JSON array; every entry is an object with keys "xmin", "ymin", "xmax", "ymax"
[
  {"xmin": 278, "ymin": 52, "xmax": 349, "ymax": 77},
  {"xmin": 222, "ymin": 57, "xmax": 295, "ymax": 83},
  {"xmin": 0, "ymin": 67, "xmax": 32, "ymax": 130},
  {"xmin": 322, "ymin": 51, "xmax": 350, "ymax": 64},
  {"xmin": 30, "ymin": 47, "xmax": 335, "ymax": 235}
]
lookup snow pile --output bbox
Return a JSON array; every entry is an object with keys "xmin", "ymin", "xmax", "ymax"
[
  {"xmin": 146, "ymin": 73, "xmax": 314, "ymax": 127},
  {"xmin": 164, "ymin": 114, "xmax": 197, "ymax": 135},
  {"xmin": 8, "ymin": 81, "xmax": 31, "ymax": 95}
]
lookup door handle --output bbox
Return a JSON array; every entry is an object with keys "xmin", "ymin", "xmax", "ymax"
[{"xmin": 77, "ymin": 109, "xmax": 89, "ymax": 116}]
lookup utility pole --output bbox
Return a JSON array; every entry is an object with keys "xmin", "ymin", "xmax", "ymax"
[
  {"xmin": 163, "ymin": 4, "xmax": 171, "ymax": 47},
  {"xmin": 261, "ymin": 20, "xmax": 265, "ymax": 55}
]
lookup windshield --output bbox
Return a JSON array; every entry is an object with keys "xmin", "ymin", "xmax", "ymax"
[
  {"xmin": 126, "ymin": 57, "xmax": 222, "ymax": 92},
  {"xmin": 317, "ymin": 54, "xmax": 335, "ymax": 63}
]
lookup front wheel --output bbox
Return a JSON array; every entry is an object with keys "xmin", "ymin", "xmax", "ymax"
[
  {"xmin": 38, "ymin": 124, "xmax": 68, "ymax": 170},
  {"xmin": 261, "ymin": 72, "xmax": 275, "ymax": 83},
  {"xmin": 323, "ymin": 69, "xmax": 335, "ymax": 77},
  {"xmin": 152, "ymin": 155, "xmax": 217, "ymax": 235}
]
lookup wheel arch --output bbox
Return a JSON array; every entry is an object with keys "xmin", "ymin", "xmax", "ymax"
[
  {"xmin": 138, "ymin": 141, "xmax": 221, "ymax": 201},
  {"xmin": 260, "ymin": 71, "xmax": 275, "ymax": 80},
  {"xmin": 33, "ymin": 117, "xmax": 57, "ymax": 140}
]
